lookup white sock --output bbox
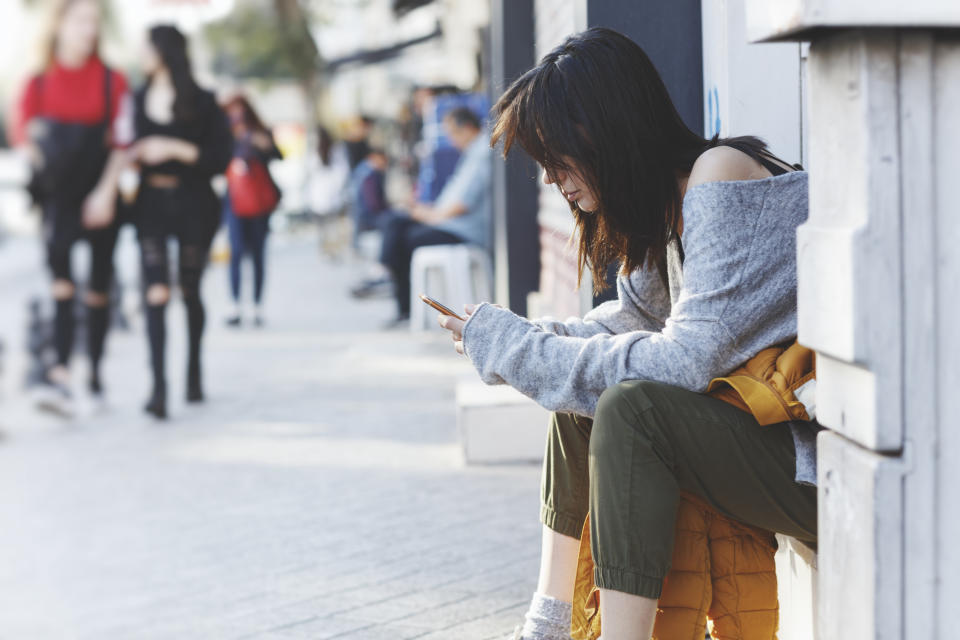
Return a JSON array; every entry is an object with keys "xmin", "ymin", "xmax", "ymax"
[
  {"xmin": 520, "ymin": 592, "xmax": 572, "ymax": 640},
  {"xmin": 228, "ymin": 302, "xmax": 240, "ymax": 318}
]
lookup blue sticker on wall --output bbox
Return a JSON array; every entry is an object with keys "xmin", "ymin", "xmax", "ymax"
[{"xmin": 707, "ymin": 86, "xmax": 721, "ymax": 137}]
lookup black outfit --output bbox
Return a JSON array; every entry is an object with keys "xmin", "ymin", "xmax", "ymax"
[
  {"xmin": 33, "ymin": 70, "xmax": 119, "ymax": 387},
  {"xmin": 344, "ymin": 138, "xmax": 371, "ymax": 171},
  {"xmin": 44, "ymin": 205, "xmax": 120, "ymax": 385},
  {"xmin": 132, "ymin": 87, "xmax": 232, "ymax": 417},
  {"xmin": 378, "ymin": 213, "xmax": 463, "ymax": 317}
]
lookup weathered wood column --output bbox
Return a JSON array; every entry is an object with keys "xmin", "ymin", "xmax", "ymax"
[{"xmin": 746, "ymin": 2, "xmax": 960, "ymax": 638}]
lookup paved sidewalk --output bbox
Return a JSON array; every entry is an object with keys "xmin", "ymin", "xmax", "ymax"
[{"xmin": 0, "ymin": 231, "xmax": 542, "ymax": 639}]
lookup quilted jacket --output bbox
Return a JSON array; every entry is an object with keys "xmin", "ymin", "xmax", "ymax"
[{"xmin": 570, "ymin": 339, "xmax": 816, "ymax": 639}]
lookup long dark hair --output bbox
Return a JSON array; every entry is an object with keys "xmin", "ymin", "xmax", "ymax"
[
  {"xmin": 148, "ymin": 25, "xmax": 199, "ymax": 122},
  {"xmin": 223, "ymin": 94, "xmax": 268, "ymax": 135},
  {"xmin": 40, "ymin": 0, "xmax": 102, "ymax": 71},
  {"xmin": 492, "ymin": 27, "xmax": 768, "ymax": 292}
]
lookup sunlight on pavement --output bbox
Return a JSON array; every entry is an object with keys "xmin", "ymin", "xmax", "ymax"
[{"xmin": 171, "ymin": 431, "xmax": 463, "ymax": 472}]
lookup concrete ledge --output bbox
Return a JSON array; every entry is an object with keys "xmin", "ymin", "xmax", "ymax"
[
  {"xmin": 775, "ymin": 534, "xmax": 818, "ymax": 640},
  {"xmin": 456, "ymin": 380, "xmax": 550, "ymax": 464},
  {"xmin": 745, "ymin": 0, "xmax": 960, "ymax": 42}
]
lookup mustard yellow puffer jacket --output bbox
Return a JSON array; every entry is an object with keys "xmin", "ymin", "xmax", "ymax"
[
  {"xmin": 570, "ymin": 339, "xmax": 815, "ymax": 640},
  {"xmin": 571, "ymin": 495, "xmax": 779, "ymax": 640}
]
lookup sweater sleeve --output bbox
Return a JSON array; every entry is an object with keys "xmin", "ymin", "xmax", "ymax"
[
  {"xmin": 11, "ymin": 76, "xmax": 41, "ymax": 146},
  {"xmin": 533, "ymin": 261, "xmax": 670, "ymax": 338},
  {"xmin": 461, "ymin": 187, "xmax": 770, "ymax": 417}
]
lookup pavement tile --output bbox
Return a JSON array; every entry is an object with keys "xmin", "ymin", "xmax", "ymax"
[{"xmin": 0, "ymin": 233, "xmax": 542, "ymax": 640}]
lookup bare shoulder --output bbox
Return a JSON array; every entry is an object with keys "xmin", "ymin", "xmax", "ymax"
[{"xmin": 687, "ymin": 145, "xmax": 771, "ymax": 190}]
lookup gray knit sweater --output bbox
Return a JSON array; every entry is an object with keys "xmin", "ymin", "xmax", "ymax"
[{"xmin": 462, "ymin": 171, "xmax": 818, "ymax": 483}]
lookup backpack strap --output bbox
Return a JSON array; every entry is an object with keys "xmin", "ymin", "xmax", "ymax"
[{"xmin": 101, "ymin": 66, "xmax": 113, "ymax": 140}]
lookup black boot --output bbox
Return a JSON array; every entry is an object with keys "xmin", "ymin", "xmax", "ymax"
[
  {"xmin": 144, "ymin": 380, "xmax": 167, "ymax": 419},
  {"xmin": 185, "ymin": 296, "xmax": 205, "ymax": 403},
  {"xmin": 86, "ymin": 303, "xmax": 110, "ymax": 398},
  {"xmin": 144, "ymin": 303, "xmax": 167, "ymax": 419},
  {"xmin": 186, "ymin": 359, "xmax": 203, "ymax": 403}
]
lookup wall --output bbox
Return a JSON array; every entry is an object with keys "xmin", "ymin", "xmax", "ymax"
[
  {"xmin": 701, "ymin": 0, "xmax": 805, "ymax": 164},
  {"xmin": 489, "ymin": 0, "xmax": 540, "ymax": 315},
  {"xmin": 746, "ymin": 1, "xmax": 960, "ymax": 637},
  {"xmin": 700, "ymin": 4, "xmax": 814, "ymax": 635},
  {"xmin": 528, "ymin": 0, "xmax": 704, "ymax": 319},
  {"xmin": 527, "ymin": 0, "xmax": 585, "ymax": 321}
]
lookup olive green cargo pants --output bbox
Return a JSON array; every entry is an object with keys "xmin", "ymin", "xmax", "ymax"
[{"xmin": 540, "ymin": 380, "xmax": 817, "ymax": 598}]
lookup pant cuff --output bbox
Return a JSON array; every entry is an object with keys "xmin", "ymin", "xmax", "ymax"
[
  {"xmin": 594, "ymin": 565, "xmax": 665, "ymax": 599},
  {"xmin": 540, "ymin": 505, "xmax": 585, "ymax": 539}
]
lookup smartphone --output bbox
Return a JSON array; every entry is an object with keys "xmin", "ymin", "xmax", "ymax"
[{"xmin": 419, "ymin": 294, "xmax": 465, "ymax": 321}]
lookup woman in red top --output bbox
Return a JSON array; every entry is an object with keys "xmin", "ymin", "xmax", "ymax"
[{"xmin": 14, "ymin": 0, "xmax": 131, "ymax": 415}]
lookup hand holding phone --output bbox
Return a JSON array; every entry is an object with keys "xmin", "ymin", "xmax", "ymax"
[{"xmin": 419, "ymin": 294, "xmax": 465, "ymax": 321}]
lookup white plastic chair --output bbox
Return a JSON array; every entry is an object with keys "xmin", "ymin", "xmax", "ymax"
[{"xmin": 409, "ymin": 244, "xmax": 493, "ymax": 331}]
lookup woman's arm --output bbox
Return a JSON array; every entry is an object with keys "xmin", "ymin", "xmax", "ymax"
[
  {"xmin": 193, "ymin": 102, "xmax": 234, "ymax": 176},
  {"xmin": 461, "ymin": 302, "xmax": 738, "ymax": 416},
  {"xmin": 532, "ymin": 263, "xmax": 670, "ymax": 338},
  {"xmin": 457, "ymin": 175, "xmax": 807, "ymax": 417},
  {"xmin": 81, "ymin": 149, "xmax": 126, "ymax": 229},
  {"xmin": 251, "ymin": 130, "xmax": 282, "ymax": 161}
]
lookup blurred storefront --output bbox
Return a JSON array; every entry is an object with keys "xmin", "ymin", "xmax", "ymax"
[{"xmin": 313, "ymin": 0, "xmax": 488, "ymax": 123}]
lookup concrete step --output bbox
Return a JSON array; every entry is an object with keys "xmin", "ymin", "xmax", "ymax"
[
  {"xmin": 456, "ymin": 380, "xmax": 550, "ymax": 464},
  {"xmin": 775, "ymin": 534, "xmax": 818, "ymax": 640}
]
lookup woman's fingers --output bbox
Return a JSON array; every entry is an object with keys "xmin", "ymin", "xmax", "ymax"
[
  {"xmin": 438, "ymin": 313, "xmax": 465, "ymax": 334},
  {"xmin": 438, "ymin": 314, "xmax": 466, "ymax": 352}
]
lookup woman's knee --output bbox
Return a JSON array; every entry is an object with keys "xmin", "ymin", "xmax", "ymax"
[
  {"xmin": 51, "ymin": 279, "xmax": 75, "ymax": 300},
  {"xmin": 85, "ymin": 290, "xmax": 109, "ymax": 308},
  {"xmin": 590, "ymin": 380, "xmax": 664, "ymax": 460},
  {"xmin": 146, "ymin": 284, "xmax": 170, "ymax": 306}
]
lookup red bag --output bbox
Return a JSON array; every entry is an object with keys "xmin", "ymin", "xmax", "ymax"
[{"xmin": 226, "ymin": 157, "xmax": 279, "ymax": 218}]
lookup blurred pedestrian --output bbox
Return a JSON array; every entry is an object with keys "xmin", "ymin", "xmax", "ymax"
[
  {"xmin": 306, "ymin": 125, "xmax": 349, "ymax": 218},
  {"xmin": 221, "ymin": 94, "xmax": 282, "ymax": 327},
  {"xmin": 353, "ymin": 107, "xmax": 491, "ymax": 326},
  {"xmin": 128, "ymin": 25, "xmax": 232, "ymax": 419},
  {"xmin": 12, "ymin": 0, "xmax": 132, "ymax": 416},
  {"xmin": 343, "ymin": 115, "xmax": 374, "ymax": 172},
  {"xmin": 348, "ymin": 148, "xmax": 388, "ymax": 248}
]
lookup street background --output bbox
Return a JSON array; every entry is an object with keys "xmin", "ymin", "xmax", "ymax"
[{"xmin": 0, "ymin": 230, "xmax": 541, "ymax": 639}]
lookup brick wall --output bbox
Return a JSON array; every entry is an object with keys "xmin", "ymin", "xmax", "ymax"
[{"xmin": 530, "ymin": 0, "xmax": 588, "ymax": 318}]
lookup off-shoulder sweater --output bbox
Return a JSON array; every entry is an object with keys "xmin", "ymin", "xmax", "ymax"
[{"xmin": 461, "ymin": 171, "xmax": 819, "ymax": 484}]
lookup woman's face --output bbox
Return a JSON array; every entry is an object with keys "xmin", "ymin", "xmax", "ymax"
[
  {"xmin": 57, "ymin": 0, "xmax": 100, "ymax": 62},
  {"xmin": 140, "ymin": 39, "xmax": 162, "ymax": 76},
  {"xmin": 227, "ymin": 103, "xmax": 246, "ymax": 125},
  {"xmin": 543, "ymin": 163, "xmax": 599, "ymax": 213}
]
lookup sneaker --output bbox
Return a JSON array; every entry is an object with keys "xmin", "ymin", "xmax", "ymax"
[
  {"xmin": 34, "ymin": 378, "xmax": 74, "ymax": 418},
  {"xmin": 225, "ymin": 302, "xmax": 242, "ymax": 327},
  {"xmin": 350, "ymin": 277, "xmax": 393, "ymax": 299},
  {"xmin": 505, "ymin": 626, "xmax": 523, "ymax": 640}
]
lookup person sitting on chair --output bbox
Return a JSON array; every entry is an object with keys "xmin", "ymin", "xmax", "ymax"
[{"xmin": 352, "ymin": 106, "xmax": 492, "ymax": 326}]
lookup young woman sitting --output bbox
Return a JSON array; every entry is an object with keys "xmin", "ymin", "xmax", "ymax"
[{"xmin": 439, "ymin": 28, "xmax": 818, "ymax": 640}]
